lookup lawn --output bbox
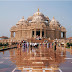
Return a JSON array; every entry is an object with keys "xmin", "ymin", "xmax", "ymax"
[
  {"xmin": 0, "ymin": 46, "xmax": 8, "ymax": 50},
  {"xmin": 0, "ymin": 46, "xmax": 3, "ymax": 50},
  {"xmin": 66, "ymin": 47, "xmax": 70, "ymax": 48}
]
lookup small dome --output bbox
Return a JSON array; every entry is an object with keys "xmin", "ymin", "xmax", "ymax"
[
  {"xmin": 51, "ymin": 16, "xmax": 57, "ymax": 23},
  {"xmin": 50, "ymin": 17, "xmax": 60, "ymax": 26},
  {"xmin": 11, "ymin": 25, "xmax": 16, "ymax": 30},
  {"xmin": 27, "ymin": 16, "xmax": 33, "ymax": 21},
  {"xmin": 61, "ymin": 26, "xmax": 66, "ymax": 32},
  {"xmin": 61, "ymin": 26, "xmax": 65, "ymax": 29},
  {"xmin": 19, "ymin": 16, "xmax": 25, "ymax": 22},
  {"xmin": 16, "ymin": 16, "xmax": 26, "ymax": 25}
]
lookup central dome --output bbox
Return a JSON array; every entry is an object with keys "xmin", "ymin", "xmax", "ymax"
[
  {"xmin": 32, "ymin": 16, "xmax": 44, "ymax": 22},
  {"xmin": 33, "ymin": 8, "xmax": 44, "ymax": 16},
  {"xmin": 33, "ymin": 12, "xmax": 44, "ymax": 16},
  {"xmin": 31, "ymin": 8, "xmax": 46, "ymax": 22},
  {"xmin": 27, "ymin": 8, "xmax": 49, "ymax": 23}
]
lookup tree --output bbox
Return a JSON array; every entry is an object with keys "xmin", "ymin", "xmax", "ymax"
[
  {"xmin": 0, "ymin": 43, "xmax": 3, "ymax": 46},
  {"xmin": 67, "ymin": 43, "xmax": 70, "ymax": 47}
]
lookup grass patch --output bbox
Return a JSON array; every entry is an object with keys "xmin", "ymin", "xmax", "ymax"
[
  {"xmin": 66, "ymin": 47, "xmax": 70, "ymax": 48},
  {"xmin": 0, "ymin": 46, "xmax": 3, "ymax": 49},
  {"xmin": 0, "ymin": 46, "xmax": 8, "ymax": 50},
  {"xmin": 4, "ymin": 46, "xmax": 7, "ymax": 48}
]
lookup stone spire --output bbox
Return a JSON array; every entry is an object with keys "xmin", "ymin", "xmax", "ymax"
[
  {"xmin": 37, "ymin": 8, "xmax": 39, "ymax": 12},
  {"xmin": 53, "ymin": 16, "xmax": 55, "ymax": 19},
  {"xmin": 37, "ymin": 8, "xmax": 39, "ymax": 15},
  {"xmin": 22, "ymin": 16, "xmax": 24, "ymax": 19}
]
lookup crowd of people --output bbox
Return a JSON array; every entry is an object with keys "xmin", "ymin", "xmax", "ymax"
[
  {"xmin": 17, "ymin": 40, "xmax": 39, "ymax": 50},
  {"xmin": 17, "ymin": 40, "xmax": 57, "ymax": 51}
]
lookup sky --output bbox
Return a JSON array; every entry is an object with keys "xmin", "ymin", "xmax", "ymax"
[{"xmin": 0, "ymin": 1, "xmax": 72, "ymax": 38}]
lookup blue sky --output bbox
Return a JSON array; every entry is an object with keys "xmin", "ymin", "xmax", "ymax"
[{"xmin": 0, "ymin": 1, "xmax": 72, "ymax": 38}]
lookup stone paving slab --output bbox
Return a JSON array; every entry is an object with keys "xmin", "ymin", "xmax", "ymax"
[{"xmin": 0, "ymin": 45, "xmax": 72, "ymax": 72}]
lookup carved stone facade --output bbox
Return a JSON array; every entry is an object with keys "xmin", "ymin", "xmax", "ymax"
[{"xmin": 10, "ymin": 9, "xmax": 66, "ymax": 40}]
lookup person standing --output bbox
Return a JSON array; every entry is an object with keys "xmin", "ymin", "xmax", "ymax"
[
  {"xmin": 50, "ymin": 43, "xmax": 52, "ymax": 48},
  {"xmin": 19, "ymin": 43, "xmax": 20, "ymax": 48},
  {"xmin": 54, "ymin": 42, "xmax": 57, "ymax": 51},
  {"xmin": 27, "ymin": 42, "xmax": 29, "ymax": 48},
  {"xmin": 47, "ymin": 43, "xmax": 48, "ymax": 48},
  {"xmin": 49, "ymin": 43, "xmax": 50, "ymax": 48},
  {"xmin": 30, "ymin": 42, "xmax": 32, "ymax": 50},
  {"xmin": 24, "ymin": 41, "xmax": 26, "ymax": 49},
  {"xmin": 52, "ymin": 43, "xmax": 53, "ymax": 48}
]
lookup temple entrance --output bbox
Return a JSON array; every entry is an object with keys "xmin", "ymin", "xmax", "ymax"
[
  {"xmin": 32, "ymin": 30, "xmax": 45, "ymax": 38},
  {"xmin": 36, "ymin": 31, "xmax": 40, "ymax": 36},
  {"xmin": 32, "ymin": 31, "xmax": 34, "ymax": 37},
  {"xmin": 14, "ymin": 32, "xmax": 15, "ymax": 37},
  {"xmin": 42, "ymin": 31, "xmax": 44, "ymax": 37},
  {"xmin": 61, "ymin": 32, "xmax": 65, "ymax": 38}
]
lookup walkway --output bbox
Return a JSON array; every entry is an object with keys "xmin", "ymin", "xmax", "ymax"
[{"xmin": 0, "ymin": 45, "xmax": 72, "ymax": 72}]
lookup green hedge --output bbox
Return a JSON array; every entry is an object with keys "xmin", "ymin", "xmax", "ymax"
[
  {"xmin": 0, "ymin": 42, "xmax": 9, "ymax": 46},
  {"xmin": 0, "ymin": 43, "xmax": 3, "ymax": 46},
  {"xmin": 67, "ymin": 43, "xmax": 72, "ymax": 48}
]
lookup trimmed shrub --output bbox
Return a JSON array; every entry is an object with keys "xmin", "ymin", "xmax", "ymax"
[
  {"xmin": 70, "ymin": 43, "xmax": 72, "ymax": 46},
  {"xmin": 67, "ymin": 43, "xmax": 70, "ymax": 47},
  {"xmin": 0, "ymin": 42, "xmax": 9, "ymax": 46},
  {"xmin": 0, "ymin": 43, "xmax": 3, "ymax": 46},
  {"xmin": 67, "ymin": 43, "xmax": 72, "ymax": 47}
]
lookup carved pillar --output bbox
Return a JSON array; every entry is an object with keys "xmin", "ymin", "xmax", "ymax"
[
  {"xmin": 14, "ymin": 32, "xmax": 16, "ymax": 38},
  {"xmin": 10, "ymin": 31, "xmax": 14, "ymax": 38},
  {"xmin": 19, "ymin": 30, "xmax": 21, "ymax": 39},
  {"xmin": 44, "ymin": 29, "xmax": 46, "ymax": 37},
  {"xmin": 30, "ymin": 29, "xmax": 32, "ymax": 38},
  {"xmin": 15, "ymin": 31, "xmax": 18, "ymax": 39},
  {"xmin": 34, "ymin": 29, "xmax": 36, "ymax": 38},
  {"xmin": 59, "ymin": 31, "xmax": 61, "ymax": 39},
  {"xmin": 40, "ymin": 29, "xmax": 42, "ymax": 38}
]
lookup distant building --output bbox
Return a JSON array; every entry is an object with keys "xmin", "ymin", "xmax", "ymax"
[
  {"xmin": 0, "ymin": 36, "xmax": 8, "ymax": 40},
  {"xmin": 67, "ymin": 37, "xmax": 72, "ymax": 43},
  {"xmin": 10, "ymin": 9, "xmax": 66, "ymax": 41},
  {"xmin": 67, "ymin": 37, "xmax": 72, "ymax": 40}
]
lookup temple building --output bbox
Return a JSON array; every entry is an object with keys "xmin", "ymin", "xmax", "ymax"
[{"xmin": 10, "ymin": 9, "xmax": 66, "ymax": 40}]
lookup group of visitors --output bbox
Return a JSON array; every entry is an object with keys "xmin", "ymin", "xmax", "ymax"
[
  {"xmin": 36, "ymin": 35, "xmax": 42, "ymax": 40},
  {"xmin": 22, "ymin": 41, "xmax": 29, "ymax": 49},
  {"xmin": 42, "ymin": 41, "xmax": 57, "ymax": 51},
  {"xmin": 17, "ymin": 40, "xmax": 57, "ymax": 51},
  {"xmin": 47, "ymin": 42, "xmax": 57, "ymax": 51},
  {"xmin": 17, "ymin": 40, "xmax": 39, "ymax": 51}
]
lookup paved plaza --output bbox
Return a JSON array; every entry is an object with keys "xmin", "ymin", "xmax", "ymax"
[{"xmin": 0, "ymin": 45, "xmax": 72, "ymax": 72}]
